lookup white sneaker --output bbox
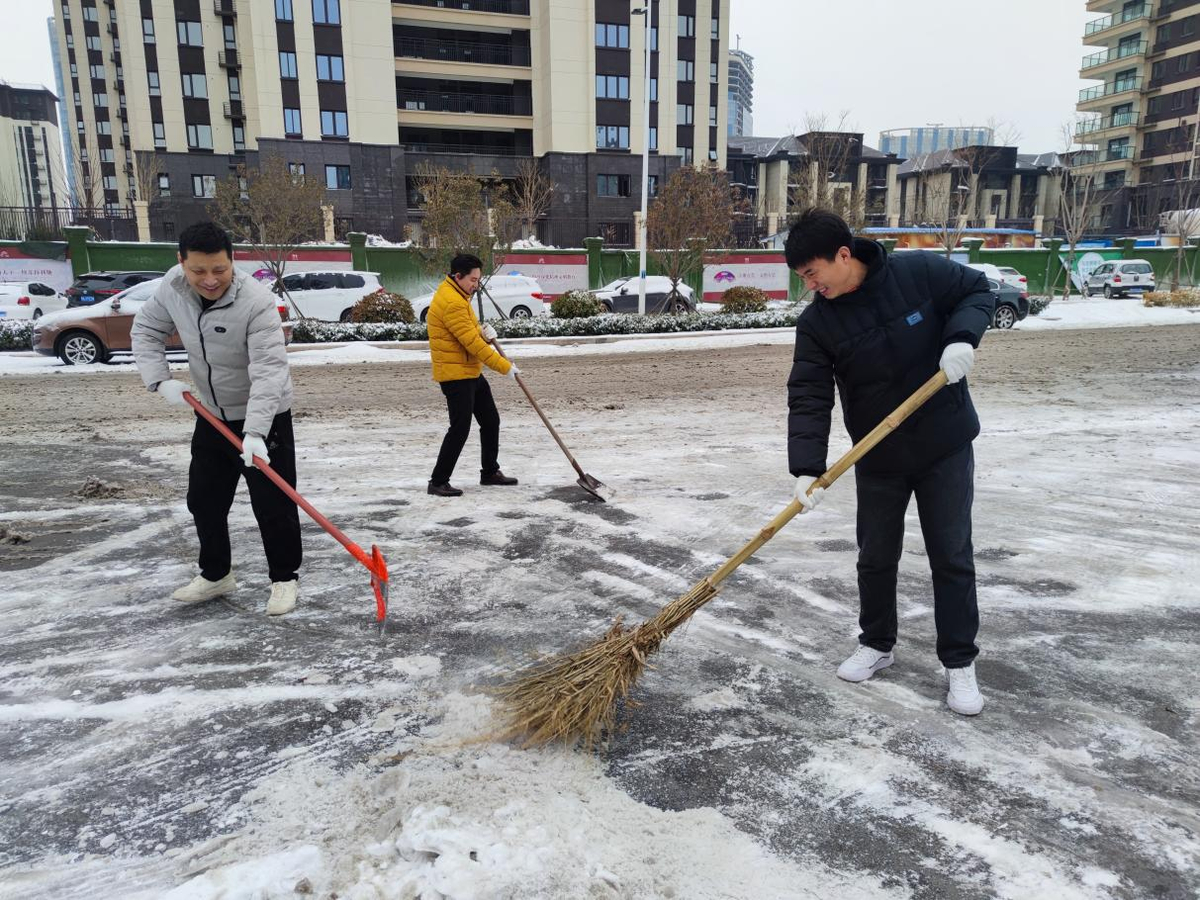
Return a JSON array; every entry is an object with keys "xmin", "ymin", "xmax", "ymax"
[
  {"xmin": 836, "ymin": 645, "xmax": 894, "ymax": 682},
  {"xmin": 267, "ymin": 580, "xmax": 298, "ymax": 616},
  {"xmin": 945, "ymin": 663, "xmax": 984, "ymax": 716},
  {"xmin": 172, "ymin": 572, "xmax": 237, "ymax": 604}
]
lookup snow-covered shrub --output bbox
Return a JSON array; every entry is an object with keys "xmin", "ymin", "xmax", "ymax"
[
  {"xmin": 719, "ymin": 286, "xmax": 769, "ymax": 314},
  {"xmin": 550, "ymin": 290, "xmax": 603, "ymax": 319},
  {"xmin": 349, "ymin": 289, "xmax": 415, "ymax": 324},
  {"xmin": 1029, "ymin": 295, "xmax": 1053, "ymax": 316},
  {"xmin": 0, "ymin": 321, "xmax": 34, "ymax": 351}
]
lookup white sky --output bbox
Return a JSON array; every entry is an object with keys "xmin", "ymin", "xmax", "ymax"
[{"xmin": 4, "ymin": 0, "xmax": 1096, "ymax": 154}]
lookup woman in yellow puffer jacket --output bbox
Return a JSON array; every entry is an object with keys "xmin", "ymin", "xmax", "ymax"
[{"xmin": 427, "ymin": 253, "xmax": 521, "ymax": 497}]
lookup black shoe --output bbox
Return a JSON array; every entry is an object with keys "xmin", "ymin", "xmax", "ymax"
[
  {"xmin": 480, "ymin": 469, "xmax": 519, "ymax": 486},
  {"xmin": 427, "ymin": 481, "xmax": 463, "ymax": 497}
]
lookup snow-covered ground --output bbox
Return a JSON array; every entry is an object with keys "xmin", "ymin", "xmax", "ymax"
[{"xmin": 1, "ymin": 324, "xmax": 1199, "ymax": 898}]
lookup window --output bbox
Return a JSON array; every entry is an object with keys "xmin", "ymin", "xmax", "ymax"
[
  {"xmin": 595, "ymin": 74, "xmax": 630, "ymax": 99},
  {"xmin": 99, "ymin": 148, "xmax": 114, "ymax": 162},
  {"xmin": 647, "ymin": 174, "xmax": 658, "ymax": 196},
  {"xmin": 283, "ymin": 107, "xmax": 302, "ymax": 134},
  {"xmin": 709, "ymin": 105, "xmax": 717, "ymax": 126},
  {"xmin": 1186, "ymin": 18, "xmax": 1196, "ymax": 37},
  {"xmin": 1148, "ymin": 95, "xmax": 1161, "ymax": 114},
  {"xmin": 67, "ymin": 34, "xmax": 74, "ymax": 48},
  {"xmin": 320, "ymin": 109, "xmax": 348, "ymax": 136},
  {"xmin": 596, "ymin": 124, "xmax": 630, "ymax": 149},
  {"xmin": 316, "ymin": 54, "xmax": 344, "ymax": 81},
  {"xmin": 313, "ymin": 0, "xmax": 340, "ymax": 25},
  {"xmin": 276, "ymin": 0, "xmax": 293, "ymax": 20},
  {"xmin": 289, "ymin": 162, "xmax": 306, "ymax": 177},
  {"xmin": 710, "ymin": 61, "xmax": 718, "ymax": 83},
  {"xmin": 93, "ymin": 92, "xmax": 109, "ymax": 107},
  {"xmin": 73, "ymin": 91, "xmax": 81, "ymax": 104},
  {"xmin": 89, "ymin": 64, "xmax": 105, "ymax": 79},
  {"xmin": 1157, "ymin": 23, "xmax": 1171, "ymax": 43},
  {"xmin": 678, "ymin": 146, "xmax": 693, "ymax": 164},
  {"xmin": 595, "ymin": 23, "xmax": 629, "ymax": 49},
  {"xmin": 233, "ymin": 125, "xmax": 245, "ymax": 150},
  {"xmin": 186, "ymin": 123, "xmax": 213, "ymax": 149},
  {"xmin": 711, "ymin": 18, "xmax": 718, "ymax": 38},
  {"xmin": 677, "ymin": 103, "xmax": 693, "ymax": 124},
  {"xmin": 228, "ymin": 73, "xmax": 242, "ymax": 100},
  {"xmin": 649, "ymin": 126, "xmax": 657, "ymax": 150},
  {"xmin": 158, "ymin": 173, "xmax": 170, "ymax": 196},
  {"xmin": 70, "ymin": 62, "xmax": 77, "ymax": 76},
  {"xmin": 1178, "ymin": 53, "xmax": 1190, "ymax": 74},
  {"xmin": 649, "ymin": 27, "xmax": 657, "ymax": 51},
  {"xmin": 82, "ymin": 6, "xmax": 98, "ymax": 22},
  {"xmin": 86, "ymin": 36, "xmax": 102, "ymax": 50},
  {"xmin": 181, "ymin": 73, "xmax": 207, "ymax": 99},
  {"xmin": 143, "ymin": 17, "xmax": 155, "ymax": 42},
  {"xmin": 596, "ymin": 174, "xmax": 630, "ymax": 197},
  {"xmin": 709, "ymin": 148, "xmax": 718, "ymax": 161},
  {"xmin": 177, "ymin": 20, "xmax": 202, "ymax": 46},
  {"xmin": 77, "ymin": 120, "xmax": 85, "ymax": 133},
  {"xmin": 1152, "ymin": 60, "xmax": 1165, "ymax": 80},
  {"xmin": 678, "ymin": 15, "xmax": 694, "ymax": 37},
  {"xmin": 102, "ymin": 175, "xmax": 118, "ymax": 190},
  {"xmin": 677, "ymin": 59, "xmax": 694, "ymax": 82},
  {"xmin": 599, "ymin": 222, "xmax": 631, "ymax": 245},
  {"xmin": 223, "ymin": 24, "xmax": 236, "ymax": 50},
  {"xmin": 279, "ymin": 51, "xmax": 298, "ymax": 79},
  {"xmin": 153, "ymin": 121, "xmax": 166, "ymax": 145},
  {"xmin": 192, "ymin": 174, "xmax": 216, "ymax": 197},
  {"xmin": 97, "ymin": 120, "xmax": 111, "ymax": 134},
  {"xmin": 325, "ymin": 164, "xmax": 351, "ymax": 189},
  {"xmin": 650, "ymin": 78, "xmax": 657, "ymax": 102}
]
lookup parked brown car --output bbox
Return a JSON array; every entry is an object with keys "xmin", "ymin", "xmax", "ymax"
[{"xmin": 32, "ymin": 278, "xmax": 292, "ymax": 365}]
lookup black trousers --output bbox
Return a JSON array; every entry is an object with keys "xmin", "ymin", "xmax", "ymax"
[
  {"xmin": 854, "ymin": 442, "xmax": 978, "ymax": 668},
  {"xmin": 431, "ymin": 375, "xmax": 501, "ymax": 485},
  {"xmin": 188, "ymin": 409, "xmax": 302, "ymax": 583}
]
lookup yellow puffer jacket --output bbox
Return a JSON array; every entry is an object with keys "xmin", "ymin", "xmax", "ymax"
[{"xmin": 427, "ymin": 276, "xmax": 513, "ymax": 382}]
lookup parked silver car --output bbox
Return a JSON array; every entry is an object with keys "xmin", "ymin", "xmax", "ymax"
[{"xmin": 1082, "ymin": 260, "xmax": 1155, "ymax": 298}]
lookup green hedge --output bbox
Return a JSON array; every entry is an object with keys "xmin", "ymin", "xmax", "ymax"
[
  {"xmin": 292, "ymin": 308, "xmax": 801, "ymax": 343},
  {"xmin": 0, "ymin": 321, "xmax": 34, "ymax": 351}
]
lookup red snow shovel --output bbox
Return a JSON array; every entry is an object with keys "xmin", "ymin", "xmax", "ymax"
[{"xmin": 183, "ymin": 392, "xmax": 390, "ymax": 624}]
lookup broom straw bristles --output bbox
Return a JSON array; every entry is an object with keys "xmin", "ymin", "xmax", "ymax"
[{"xmin": 493, "ymin": 578, "xmax": 719, "ymax": 749}]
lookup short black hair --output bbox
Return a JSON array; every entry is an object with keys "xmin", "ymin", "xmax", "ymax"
[
  {"xmin": 784, "ymin": 208, "xmax": 853, "ymax": 270},
  {"xmin": 449, "ymin": 253, "xmax": 484, "ymax": 278},
  {"xmin": 178, "ymin": 221, "xmax": 234, "ymax": 259}
]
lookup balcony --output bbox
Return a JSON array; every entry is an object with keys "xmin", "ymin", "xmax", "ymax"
[
  {"xmin": 1081, "ymin": 41, "xmax": 1148, "ymax": 71},
  {"xmin": 395, "ymin": 36, "xmax": 531, "ymax": 67},
  {"xmin": 1076, "ymin": 145, "xmax": 1135, "ymax": 164},
  {"xmin": 393, "ymin": 0, "xmax": 529, "ymax": 13},
  {"xmin": 223, "ymin": 100, "xmax": 243, "ymax": 119},
  {"xmin": 1075, "ymin": 112, "xmax": 1140, "ymax": 134},
  {"xmin": 1084, "ymin": 3, "xmax": 1150, "ymax": 39},
  {"xmin": 398, "ymin": 89, "xmax": 531, "ymax": 116},
  {"xmin": 217, "ymin": 49, "xmax": 240, "ymax": 69},
  {"xmin": 1079, "ymin": 76, "xmax": 1143, "ymax": 103},
  {"xmin": 214, "ymin": 0, "xmax": 237, "ymax": 15}
]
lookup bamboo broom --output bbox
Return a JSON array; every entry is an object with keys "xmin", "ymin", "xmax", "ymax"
[{"xmin": 492, "ymin": 370, "xmax": 950, "ymax": 749}]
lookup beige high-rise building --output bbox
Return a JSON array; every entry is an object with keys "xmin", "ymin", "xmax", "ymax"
[
  {"xmin": 50, "ymin": 0, "xmax": 728, "ymax": 244},
  {"xmin": 0, "ymin": 81, "xmax": 69, "ymax": 214},
  {"xmin": 1075, "ymin": 0, "xmax": 1200, "ymax": 234}
]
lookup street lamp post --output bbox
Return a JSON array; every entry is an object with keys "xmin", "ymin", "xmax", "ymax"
[{"xmin": 633, "ymin": 5, "xmax": 652, "ymax": 315}]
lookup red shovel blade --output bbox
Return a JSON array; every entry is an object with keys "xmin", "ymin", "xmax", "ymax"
[{"xmin": 370, "ymin": 543, "xmax": 389, "ymax": 622}]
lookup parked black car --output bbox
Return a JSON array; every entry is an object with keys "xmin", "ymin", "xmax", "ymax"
[
  {"xmin": 988, "ymin": 278, "xmax": 1029, "ymax": 329},
  {"xmin": 65, "ymin": 271, "xmax": 164, "ymax": 308}
]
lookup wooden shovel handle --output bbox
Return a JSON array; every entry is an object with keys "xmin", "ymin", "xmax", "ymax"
[{"xmin": 708, "ymin": 370, "xmax": 949, "ymax": 589}]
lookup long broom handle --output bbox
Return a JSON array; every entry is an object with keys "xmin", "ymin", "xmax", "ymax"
[
  {"xmin": 707, "ymin": 370, "xmax": 949, "ymax": 589},
  {"xmin": 182, "ymin": 392, "xmax": 382, "ymax": 577},
  {"xmin": 487, "ymin": 336, "xmax": 589, "ymax": 480}
]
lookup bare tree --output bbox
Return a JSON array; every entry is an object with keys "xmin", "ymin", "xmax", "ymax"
[
  {"xmin": 648, "ymin": 165, "xmax": 742, "ymax": 311},
  {"xmin": 511, "ymin": 158, "xmax": 555, "ymax": 242},
  {"xmin": 133, "ymin": 151, "xmax": 163, "ymax": 206},
  {"xmin": 209, "ymin": 155, "xmax": 326, "ymax": 315},
  {"xmin": 1056, "ymin": 122, "xmax": 1108, "ymax": 300},
  {"xmin": 787, "ymin": 111, "xmax": 865, "ymax": 231},
  {"xmin": 1151, "ymin": 117, "xmax": 1200, "ymax": 289}
]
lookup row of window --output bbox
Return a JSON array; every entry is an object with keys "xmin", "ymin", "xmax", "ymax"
[
  {"xmin": 596, "ymin": 125, "xmax": 658, "ymax": 151},
  {"xmin": 596, "ymin": 174, "xmax": 658, "ymax": 197},
  {"xmin": 279, "ymin": 52, "xmax": 345, "ymax": 82},
  {"xmin": 594, "ymin": 16, "xmax": 718, "ymax": 49},
  {"xmin": 282, "ymin": 107, "xmax": 349, "ymax": 137},
  {"xmin": 183, "ymin": 164, "xmax": 350, "ymax": 199},
  {"xmin": 275, "ymin": 0, "xmax": 341, "ymax": 24}
]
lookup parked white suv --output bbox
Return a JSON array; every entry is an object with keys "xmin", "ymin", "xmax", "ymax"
[
  {"xmin": 276, "ymin": 270, "xmax": 383, "ymax": 321},
  {"xmin": 1082, "ymin": 260, "xmax": 1156, "ymax": 298},
  {"xmin": 0, "ymin": 281, "xmax": 69, "ymax": 320},
  {"xmin": 410, "ymin": 274, "xmax": 548, "ymax": 323}
]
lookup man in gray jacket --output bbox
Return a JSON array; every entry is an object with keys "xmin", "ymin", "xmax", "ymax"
[{"xmin": 132, "ymin": 221, "xmax": 301, "ymax": 615}]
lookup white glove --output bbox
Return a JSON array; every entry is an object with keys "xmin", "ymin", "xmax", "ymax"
[
  {"xmin": 156, "ymin": 379, "xmax": 189, "ymax": 406},
  {"xmin": 794, "ymin": 481, "xmax": 825, "ymax": 513},
  {"xmin": 940, "ymin": 342, "xmax": 975, "ymax": 385},
  {"xmin": 507, "ymin": 363, "xmax": 521, "ymax": 380},
  {"xmin": 241, "ymin": 433, "xmax": 270, "ymax": 468},
  {"xmin": 481, "ymin": 323, "xmax": 497, "ymax": 342}
]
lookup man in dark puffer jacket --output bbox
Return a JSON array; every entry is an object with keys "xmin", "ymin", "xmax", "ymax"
[{"xmin": 784, "ymin": 208, "xmax": 994, "ymax": 716}]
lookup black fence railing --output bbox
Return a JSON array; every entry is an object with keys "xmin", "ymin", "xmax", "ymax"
[
  {"xmin": 397, "ymin": 89, "xmax": 531, "ymax": 116},
  {"xmin": 395, "ymin": 36, "xmax": 531, "ymax": 67},
  {"xmin": 402, "ymin": 140, "xmax": 521, "ymax": 156},
  {"xmin": 0, "ymin": 205, "xmax": 137, "ymax": 241},
  {"xmin": 394, "ymin": 0, "xmax": 530, "ymax": 13}
]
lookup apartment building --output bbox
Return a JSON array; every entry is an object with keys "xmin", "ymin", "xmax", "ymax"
[
  {"xmin": 727, "ymin": 46, "xmax": 752, "ymax": 137},
  {"xmin": 1075, "ymin": 0, "xmax": 1200, "ymax": 234},
  {"xmin": 0, "ymin": 82, "xmax": 69, "ymax": 213},
  {"xmin": 877, "ymin": 125, "xmax": 993, "ymax": 159},
  {"xmin": 50, "ymin": 0, "xmax": 728, "ymax": 245}
]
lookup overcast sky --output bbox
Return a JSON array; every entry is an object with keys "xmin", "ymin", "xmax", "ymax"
[{"xmin": 4, "ymin": 0, "xmax": 1093, "ymax": 154}]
